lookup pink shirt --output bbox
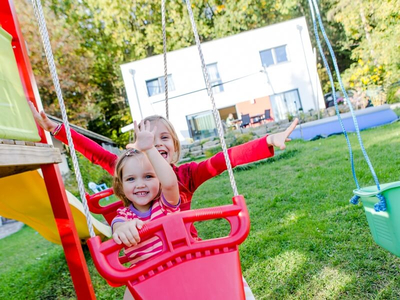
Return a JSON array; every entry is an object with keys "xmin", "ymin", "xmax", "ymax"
[{"xmin": 112, "ymin": 194, "xmax": 180, "ymax": 266}]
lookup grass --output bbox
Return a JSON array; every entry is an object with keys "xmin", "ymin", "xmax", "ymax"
[{"xmin": 2, "ymin": 119, "xmax": 400, "ymax": 299}]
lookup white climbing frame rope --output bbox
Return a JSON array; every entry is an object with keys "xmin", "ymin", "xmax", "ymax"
[
  {"xmin": 161, "ymin": 0, "xmax": 169, "ymax": 119},
  {"xmin": 184, "ymin": 0, "xmax": 239, "ymax": 196},
  {"xmin": 32, "ymin": 0, "xmax": 95, "ymax": 237}
]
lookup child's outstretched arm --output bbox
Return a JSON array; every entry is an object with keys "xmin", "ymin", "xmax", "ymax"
[
  {"xmin": 28, "ymin": 101, "xmax": 117, "ymax": 175},
  {"xmin": 266, "ymin": 118, "xmax": 299, "ymax": 150},
  {"xmin": 177, "ymin": 118, "xmax": 299, "ymax": 192},
  {"xmin": 133, "ymin": 120, "xmax": 180, "ymax": 206},
  {"xmin": 28, "ymin": 101, "xmax": 59, "ymax": 132}
]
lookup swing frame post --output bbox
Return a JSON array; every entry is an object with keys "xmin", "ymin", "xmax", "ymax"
[
  {"xmin": 41, "ymin": 164, "xmax": 97, "ymax": 299},
  {"xmin": 0, "ymin": 0, "xmax": 96, "ymax": 298}
]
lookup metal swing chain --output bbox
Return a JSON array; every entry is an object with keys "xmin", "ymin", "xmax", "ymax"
[
  {"xmin": 32, "ymin": 0, "xmax": 96, "ymax": 236},
  {"xmin": 161, "ymin": 0, "xmax": 169, "ymax": 119},
  {"xmin": 308, "ymin": 0, "xmax": 386, "ymax": 211},
  {"xmin": 185, "ymin": 0, "xmax": 238, "ymax": 196}
]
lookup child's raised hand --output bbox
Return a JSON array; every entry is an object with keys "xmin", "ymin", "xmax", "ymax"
[
  {"xmin": 28, "ymin": 101, "xmax": 58, "ymax": 132},
  {"xmin": 133, "ymin": 120, "xmax": 156, "ymax": 152},
  {"xmin": 266, "ymin": 118, "xmax": 298, "ymax": 150},
  {"xmin": 112, "ymin": 219, "xmax": 144, "ymax": 247}
]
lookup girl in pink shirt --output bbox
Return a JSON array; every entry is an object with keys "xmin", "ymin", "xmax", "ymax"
[{"xmin": 111, "ymin": 120, "xmax": 180, "ymax": 300}]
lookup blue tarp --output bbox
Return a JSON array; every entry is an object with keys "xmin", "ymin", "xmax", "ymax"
[{"xmin": 290, "ymin": 105, "xmax": 398, "ymax": 141}]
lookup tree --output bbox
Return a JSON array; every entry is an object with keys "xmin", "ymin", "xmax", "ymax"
[
  {"xmin": 330, "ymin": 0, "xmax": 400, "ymax": 92},
  {"xmin": 14, "ymin": 0, "xmax": 102, "ymax": 127}
]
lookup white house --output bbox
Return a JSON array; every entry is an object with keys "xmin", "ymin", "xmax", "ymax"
[{"xmin": 121, "ymin": 16, "xmax": 324, "ymax": 142}]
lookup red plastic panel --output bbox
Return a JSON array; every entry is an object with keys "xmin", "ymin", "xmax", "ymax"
[{"xmin": 130, "ymin": 251, "xmax": 245, "ymax": 299}]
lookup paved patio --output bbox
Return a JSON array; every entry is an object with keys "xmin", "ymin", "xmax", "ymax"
[{"xmin": 0, "ymin": 221, "xmax": 24, "ymax": 239}]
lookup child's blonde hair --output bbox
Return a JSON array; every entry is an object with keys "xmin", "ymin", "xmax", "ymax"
[
  {"xmin": 135, "ymin": 115, "xmax": 181, "ymax": 164},
  {"xmin": 113, "ymin": 149, "xmax": 142, "ymax": 207}
]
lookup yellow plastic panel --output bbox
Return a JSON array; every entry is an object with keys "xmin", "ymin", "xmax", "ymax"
[{"xmin": 0, "ymin": 27, "xmax": 40, "ymax": 141}]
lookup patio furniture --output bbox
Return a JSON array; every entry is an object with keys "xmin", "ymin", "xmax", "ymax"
[
  {"xmin": 251, "ymin": 114, "xmax": 263, "ymax": 126},
  {"xmin": 264, "ymin": 109, "xmax": 273, "ymax": 122},
  {"xmin": 88, "ymin": 182, "xmax": 110, "ymax": 201},
  {"xmin": 240, "ymin": 114, "xmax": 250, "ymax": 128}
]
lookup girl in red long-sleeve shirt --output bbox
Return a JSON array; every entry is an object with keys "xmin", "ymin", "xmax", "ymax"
[{"xmin": 29, "ymin": 101, "xmax": 296, "ymax": 223}]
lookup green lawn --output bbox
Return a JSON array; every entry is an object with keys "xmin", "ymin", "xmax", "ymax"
[{"xmin": 1, "ymin": 119, "xmax": 400, "ymax": 299}]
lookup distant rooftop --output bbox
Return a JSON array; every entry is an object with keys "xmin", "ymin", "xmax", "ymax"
[{"xmin": 47, "ymin": 115, "xmax": 116, "ymax": 146}]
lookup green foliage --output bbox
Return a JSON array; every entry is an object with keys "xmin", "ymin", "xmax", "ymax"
[
  {"xmin": 387, "ymin": 82, "xmax": 400, "ymax": 104},
  {"xmin": 14, "ymin": 0, "xmax": 132, "ymax": 144},
  {"xmin": 14, "ymin": 0, "xmax": 101, "ymax": 127},
  {"xmin": 204, "ymin": 145, "xmax": 222, "ymax": 158},
  {"xmin": 393, "ymin": 107, "xmax": 400, "ymax": 117},
  {"xmin": 224, "ymin": 131, "xmax": 256, "ymax": 149},
  {"xmin": 333, "ymin": 1, "xmax": 400, "ymax": 91},
  {"xmin": 343, "ymin": 61, "xmax": 385, "ymax": 90},
  {"xmin": 233, "ymin": 132, "xmax": 255, "ymax": 147},
  {"xmin": 64, "ymin": 152, "xmax": 113, "ymax": 198},
  {"xmin": 199, "ymin": 138, "xmax": 211, "ymax": 146}
]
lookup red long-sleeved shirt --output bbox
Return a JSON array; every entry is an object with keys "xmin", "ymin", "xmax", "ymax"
[{"xmin": 56, "ymin": 125, "xmax": 274, "ymax": 235}]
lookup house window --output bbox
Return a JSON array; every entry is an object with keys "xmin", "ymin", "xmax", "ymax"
[
  {"xmin": 146, "ymin": 75, "xmax": 175, "ymax": 97},
  {"xmin": 270, "ymin": 89, "xmax": 302, "ymax": 122},
  {"xmin": 260, "ymin": 45, "xmax": 288, "ymax": 67},
  {"xmin": 186, "ymin": 110, "xmax": 217, "ymax": 141},
  {"xmin": 206, "ymin": 63, "xmax": 224, "ymax": 94},
  {"xmin": 274, "ymin": 45, "xmax": 288, "ymax": 63}
]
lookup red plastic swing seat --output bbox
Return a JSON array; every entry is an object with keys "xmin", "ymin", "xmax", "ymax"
[{"xmin": 87, "ymin": 195, "xmax": 250, "ymax": 300}]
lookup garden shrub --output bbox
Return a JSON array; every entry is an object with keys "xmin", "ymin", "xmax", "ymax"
[
  {"xmin": 204, "ymin": 145, "xmax": 222, "ymax": 158},
  {"xmin": 65, "ymin": 152, "xmax": 113, "ymax": 198},
  {"xmin": 233, "ymin": 133, "xmax": 255, "ymax": 146},
  {"xmin": 387, "ymin": 83, "xmax": 400, "ymax": 104}
]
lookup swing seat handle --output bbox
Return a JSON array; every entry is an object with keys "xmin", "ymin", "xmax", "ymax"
[
  {"xmin": 85, "ymin": 188, "xmax": 123, "ymax": 225},
  {"xmin": 87, "ymin": 195, "xmax": 250, "ymax": 285},
  {"xmin": 85, "ymin": 188, "xmax": 118, "ymax": 214}
]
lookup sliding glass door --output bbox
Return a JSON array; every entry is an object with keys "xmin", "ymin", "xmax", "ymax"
[
  {"xmin": 270, "ymin": 89, "xmax": 302, "ymax": 121},
  {"xmin": 186, "ymin": 110, "xmax": 217, "ymax": 141}
]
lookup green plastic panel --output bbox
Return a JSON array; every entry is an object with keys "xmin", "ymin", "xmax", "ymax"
[
  {"xmin": 0, "ymin": 27, "xmax": 40, "ymax": 141},
  {"xmin": 354, "ymin": 181, "xmax": 400, "ymax": 257}
]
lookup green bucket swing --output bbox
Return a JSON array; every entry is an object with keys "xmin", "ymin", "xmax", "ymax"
[
  {"xmin": 353, "ymin": 182, "xmax": 400, "ymax": 257},
  {"xmin": 308, "ymin": 0, "xmax": 400, "ymax": 257}
]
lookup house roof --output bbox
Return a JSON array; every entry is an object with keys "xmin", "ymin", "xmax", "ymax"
[{"xmin": 47, "ymin": 115, "xmax": 117, "ymax": 146}]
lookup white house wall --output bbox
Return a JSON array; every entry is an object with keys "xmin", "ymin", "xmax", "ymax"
[{"xmin": 121, "ymin": 16, "xmax": 324, "ymax": 141}]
